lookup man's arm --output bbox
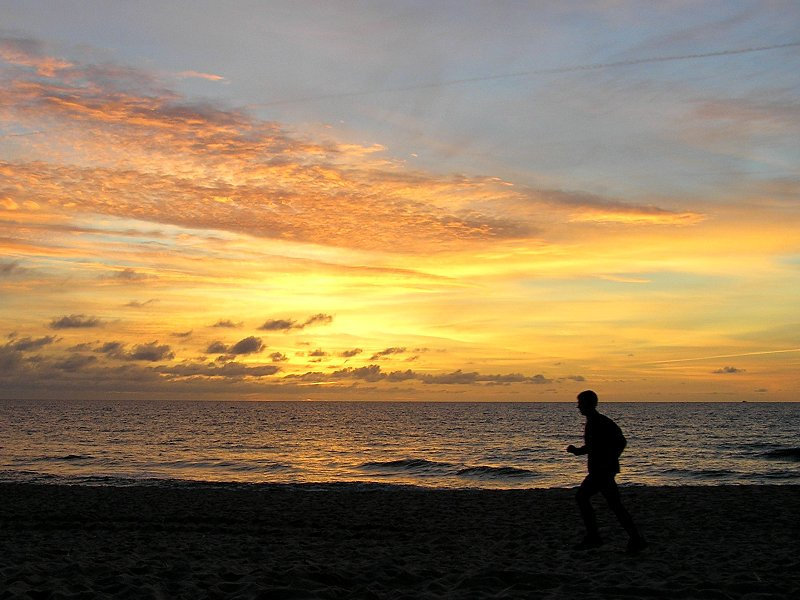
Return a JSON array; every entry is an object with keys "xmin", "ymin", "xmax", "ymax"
[{"xmin": 566, "ymin": 444, "xmax": 588, "ymax": 455}]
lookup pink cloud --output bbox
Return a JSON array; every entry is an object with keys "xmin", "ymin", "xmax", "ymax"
[{"xmin": 177, "ymin": 70, "xmax": 227, "ymax": 82}]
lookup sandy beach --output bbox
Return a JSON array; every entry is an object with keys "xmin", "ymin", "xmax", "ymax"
[{"xmin": 1, "ymin": 483, "xmax": 797, "ymax": 599}]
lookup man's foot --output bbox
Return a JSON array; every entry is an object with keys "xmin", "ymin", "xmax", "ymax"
[
  {"xmin": 626, "ymin": 536, "xmax": 648, "ymax": 555},
  {"xmin": 573, "ymin": 536, "xmax": 604, "ymax": 551}
]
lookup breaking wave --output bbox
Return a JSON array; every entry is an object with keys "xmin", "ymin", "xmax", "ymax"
[
  {"xmin": 456, "ymin": 465, "xmax": 536, "ymax": 478},
  {"xmin": 359, "ymin": 458, "xmax": 455, "ymax": 474},
  {"xmin": 761, "ymin": 447, "xmax": 800, "ymax": 461},
  {"xmin": 358, "ymin": 458, "xmax": 537, "ymax": 481}
]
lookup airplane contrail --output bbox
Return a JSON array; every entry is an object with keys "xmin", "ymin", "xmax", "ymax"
[
  {"xmin": 255, "ymin": 41, "xmax": 800, "ymax": 107},
  {"xmin": 650, "ymin": 348, "xmax": 800, "ymax": 365}
]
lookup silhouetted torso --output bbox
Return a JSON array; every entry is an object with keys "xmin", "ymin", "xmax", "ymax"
[{"xmin": 584, "ymin": 412, "xmax": 626, "ymax": 475}]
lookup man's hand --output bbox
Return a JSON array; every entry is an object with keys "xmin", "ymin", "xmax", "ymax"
[{"xmin": 566, "ymin": 444, "xmax": 578, "ymax": 455}]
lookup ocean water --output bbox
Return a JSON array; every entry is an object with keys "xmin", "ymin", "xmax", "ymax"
[{"xmin": 0, "ymin": 400, "xmax": 797, "ymax": 489}]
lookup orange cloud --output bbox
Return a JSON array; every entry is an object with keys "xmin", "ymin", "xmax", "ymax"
[
  {"xmin": 0, "ymin": 37, "xmax": 72, "ymax": 76},
  {"xmin": 567, "ymin": 209, "xmax": 703, "ymax": 225},
  {"xmin": 0, "ymin": 36, "xmax": 703, "ymax": 254}
]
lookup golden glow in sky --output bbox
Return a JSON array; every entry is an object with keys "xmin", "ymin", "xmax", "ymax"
[{"xmin": 1, "ymin": 2, "xmax": 799, "ymax": 400}]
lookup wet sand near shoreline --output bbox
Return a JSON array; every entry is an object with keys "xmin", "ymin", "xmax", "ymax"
[{"xmin": 1, "ymin": 483, "xmax": 798, "ymax": 599}]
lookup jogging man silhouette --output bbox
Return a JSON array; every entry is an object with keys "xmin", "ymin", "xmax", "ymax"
[{"xmin": 566, "ymin": 390, "xmax": 647, "ymax": 554}]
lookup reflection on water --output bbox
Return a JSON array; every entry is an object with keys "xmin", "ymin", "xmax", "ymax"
[{"xmin": 0, "ymin": 400, "xmax": 797, "ymax": 489}]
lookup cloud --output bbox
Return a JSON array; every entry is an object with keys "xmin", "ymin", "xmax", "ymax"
[
  {"xmin": 96, "ymin": 341, "xmax": 125, "ymax": 356},
  {"xmin": 95, "ymin": 340, "xmax": 173, "ymax": 361},
  {"xmin": 285, "ymin": 364, "xmax": 552, "ymax": 385},
  {"xmin": 0, "ymin": 36, "xmax": 72, "ymax": 76},
  {"xmin": 156, "ymin": 361, "xmax": 279, "ymax": 378},
  {"xmin": 0, "ymin": 336, "xmax": 59, "ymax": 372},
  {"xmin": 8, "ymin": 335, "xmax": 57, "ymax": 351},
  {"xmin": 211, "ymin": 320, "xmax": 241, "ymax": 328},
  {"xmin": 206, "ymin": 341, "xmax": 228, "ymax": 354},
  {"xmin": 0, "ymin": 260, "xmax": 25, "ymax": 277},
  {"xmin": 0, "ymin": 63, "xmax": 523, "ymax": 252},
  {"xmin": 270, "ymin": 352, "xmax": 288, "ymax": 362},
  {"xmin": 309, "ymin": 349, "xmax": 328, "ymax": 357},
  {"xmin": 0, "ymin": 35, "xmax": 700, "ymax": 256},
  {"xmin": 537, "ymin": 190, "xmax": 704, "ymax": 226},
  {"xmin": 419, "ymin": 370, "xmax": 549, "ymax": 385},
  {"xmin": 418, "ymin": 370, "xmax": 480, "ymax": 384},
  {"xmin": 128, "ymin": 342, "xmax": 174, "ymax": 361},
  {"xmin": 258, "ymin": 314, "xmax": 334, "ymax": 332},
  {"xmin": 1, "ymin": 348, "xmax": 283, "ymax": 398},
  {"xmin": 229, "ymin": 336, "xmax": 264, "ymax": 355},
  {"xmin": 104, "ymin": 268, "xmax": 151, "ymax": 282},
  {"xmin": 53, "ymin": 354, "xmax": 97, "ymax": 371},
  {"xmin": 712, "ymin": 366, "xmax": 745, "ymax": 374},
  {"xmin": 303, "ymin": 313, "xmax": 333, "ymax": 327},
  {"xmin": 0, "ymin": 346, "xmax": 22, "ymax": 373},
  {"xmin": 49, "ymin": 314, "xmax": 103, "ymax": 329},
  {"xmin": 340, "ymin": 348, "xmax": 363, "ymax": 358},
  {"xmin": 176, "ymin": 70, "xmax": 226, "ymax": 82},
  {"xmin": 67, "ymin": 342, "xmax": 95, "ymax": 352},
  {"xmin": 291, "ymin": 364, "xmax": 384, "ymax": 383},
  {"xmin": 1, "ymin": 345, "xmax": 553, "ymax": 398},
  {"xmin": 258, "ymin": 319, "xmax": 297, "ymax": 332},
  {"xmin": 125, "ymin": 298, "xmax": 158, "ymax": 308},
  {"xmin": 370, "ymin": 347, "xmax": 406, "ymax": 360},
  {"xmin": 172, "ymin": 330, "xmax": 192, "ymax": 338}
]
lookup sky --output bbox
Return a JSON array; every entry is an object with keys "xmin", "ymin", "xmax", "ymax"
[{"xmin": 1, "ymin": 1, "xmax": 798, "ymax": 401}]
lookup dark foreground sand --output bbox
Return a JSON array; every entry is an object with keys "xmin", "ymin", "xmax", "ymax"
[{"xmin": 1, "ymin": 483, "xmax": 798, "ymax": 599}]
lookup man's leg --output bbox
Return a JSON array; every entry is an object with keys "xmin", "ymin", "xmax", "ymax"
[
  {"xmin": 601, "ymin": 477, "xmax": 647, "ymax": 554},
  {"xmin": 600, "ymin": 477, "xmax": 638, "ymax": 537},
  {"xmin": 576, "ymin": 474, "xmax": 602, "ymax": 543}
]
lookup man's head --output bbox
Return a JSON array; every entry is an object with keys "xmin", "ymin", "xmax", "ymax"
[{"xmin": 576, "ymin": 390, "xmax": 598, "ymax": 415}]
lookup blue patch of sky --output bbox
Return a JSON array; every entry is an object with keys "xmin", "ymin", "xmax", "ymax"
[{"xmin": 778, "ymin": 254, "xmax": 800, "ymax": 267}]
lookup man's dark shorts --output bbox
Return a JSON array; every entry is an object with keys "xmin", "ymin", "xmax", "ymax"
[{"xmin": 578, "ymin": 471, "xmax": 620, "ymax": 498}]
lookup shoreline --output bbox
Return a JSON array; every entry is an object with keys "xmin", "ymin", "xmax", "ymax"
[
  {"xmin": 4, "ymin": 398, "xmax": 800, "ymax": 404},
  {"xmin": 2, "ymin": 483, "xmax": 798, "ymax": 598},
  {"xmin": 2, "ymin": 474, "xmax": 799, "ymax": 490}
]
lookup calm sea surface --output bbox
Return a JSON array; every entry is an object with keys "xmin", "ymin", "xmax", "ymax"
[{"xmin": 0, "ymin": 400, "xmax": 797, "ymax": 489}]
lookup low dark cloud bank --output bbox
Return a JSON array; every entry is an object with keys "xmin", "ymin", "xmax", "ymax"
[
  {"xmin": 286, "ymin": 365, "xmax": 552, "ymax": 386},
  {"xmin": 156, "ymin": 361, "xmax": 279, "ymax": 378},
  {"xmin": 53, "ymin": 354, "xmax": 97, "ymax": 371}
]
